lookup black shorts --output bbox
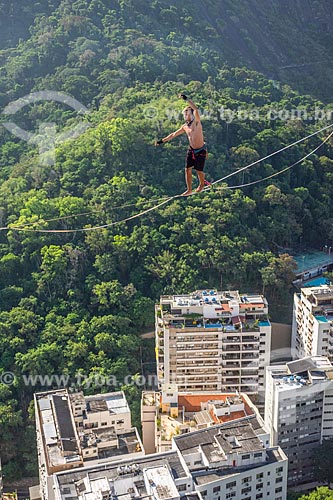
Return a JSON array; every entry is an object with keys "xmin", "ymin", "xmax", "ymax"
[{"xmin": 185, "ymin": 145, "xmax": 207, "ymax": 172}]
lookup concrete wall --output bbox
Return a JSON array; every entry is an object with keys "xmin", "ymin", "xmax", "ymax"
[{"xmin": 271, "ymin": 323, "xmax": 292, "ymax": 359}]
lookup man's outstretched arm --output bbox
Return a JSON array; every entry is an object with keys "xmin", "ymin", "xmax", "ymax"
[
  {"xmin": 179, "ymin": 93, "xmax": 201, "ymax": 122},
  {"xmin": 155, "ymin": 126, "xmax": 185, "ymax": 145}
]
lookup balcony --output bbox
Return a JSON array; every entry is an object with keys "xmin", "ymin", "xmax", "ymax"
[
  {"xmin": 221, "ymin": 362, "xmax": 239, "ymax": 368},
  {"xmin": 223, "ymin": 354, "xmax": 241, "ymax": 360},
  {"xmin": 223, "ymin": 345, "xmax": 241, "ymax": 352},
  {"xmin": 241, "ymin": 353, "xmax": 257, "ymax": 359},
  {"xmin": 242, "ymin": 335, "xmax": 259, "ymax": 342},
  {"xmin": 240, "ymin": 360, "xmax": 259, "ymax": 370},
  {"xmin": 242, "ymin": 344, "xmax": 258, "ymax": 351},
  {"xmin": 222, "ymin": 336, "xmax": 240, "ymax": 343},
  {"xmin": 240, "ymin": 370, "xmax": 258, "ymax": 376}
]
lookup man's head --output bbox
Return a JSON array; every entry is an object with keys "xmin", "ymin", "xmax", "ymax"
[{"xmin": 183, "ymin": 106, "xmax": 194, "ymax": 122}]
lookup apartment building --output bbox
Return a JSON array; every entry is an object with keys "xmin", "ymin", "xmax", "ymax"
[
  {"xmin": 33, "ymin": 389, "xmax": 144, "ymax": 500},
  {"xmin": 292, "ymin": 285, "xmax": 333, "ymax": 359},
  {"xmin": 265, "ymin": 355, "xmax": 333, "ymax": 487},
  {"xmin": 156, "ymin": 290, "xmax": 271, "ymax": 394},
  {"xmin": 141, "ymin": 384, "xmax": 258, "ymax": 454},
  {"xmin": 52, "ymin": 415, "xmax": 287, "ymax": 500}
]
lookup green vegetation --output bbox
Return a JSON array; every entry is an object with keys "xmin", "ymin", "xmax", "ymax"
[
  {"xmin": 288, "ymin": 487, "xmax": 333, "ymax": 500},
  {"xmin": 0, "ymin": 0, "xmax": 332, "ymax": 483}
]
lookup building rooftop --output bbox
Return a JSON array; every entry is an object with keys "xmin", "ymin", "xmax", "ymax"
[
  {"xmin": 54, "ymin": 451, "xmax": 189, "ymax": 499},
  {"xmin": 36, "ymin": 389, "xmax": 142, "ymax": 474},
  {"xmin": 160, "ymin": 290, "xmax": 267, "ymax": 309},
  {"xmin": 171, "ymin": 416, "xmax": 286, "ymax": 484},
  {"xmin": 144, "ymin": 465, "xmax": 180, "ymax": 500},
  {"xmin": 85, "ymin": 392, "xmax": 130, "ymax": 415},
  {"xmin": 36, "ymin": 390, "xmax": 81, "ymax": 471},
  {"xmin": 177, "ymin": 393, "xmax": 255, "ymax": 424},
  {"xmin": 270, "ymin": 356, "xmax": 333, "ymax": 391},
  {"xmin": 301, "ymin": 285, "xmax": 333, "ymax": 301},
  {"xmin": 81, "ymin": 428, "xmax": 142, "ymax": 458},
  {"xmin": 174, "ymin": 416, "xmax": 264, "ymax": 456},
  {"xmin": 192, "ymin": 447, "xmax": 286, "ymax": 485},
  {"xmin": 154, "ymin": 392, "xmax": 257, "ymax": 449},
  {"xmin": 288, "ymin": 355, "xmax": 332, "ymax": 373}
]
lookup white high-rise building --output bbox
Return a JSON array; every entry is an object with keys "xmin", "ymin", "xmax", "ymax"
[
  {"xmin": 265, "ymin": 355, "xmax": 333, "ymax": 487},
  {"xmin": 156, "ymin": 290, "xmax": 271, "ymax": 394},
  {"xmin": 32, "ymin": 389, "xmax": 144, "ymax": 500},
  {"xmin": 52, "ymin": 414, "xmax": 288, "ymax": 500},
  {"xmin": 292, "ymin": 285, "xmax": 333, "ymax": 359},
  {"xmin": 141, "ymin": 387, "xmax": 259, "ymax": 454}
]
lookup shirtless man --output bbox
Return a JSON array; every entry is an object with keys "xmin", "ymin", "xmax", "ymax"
[{"xmin": 155, "ymin": 94, "xmax": 208, "ymax": 196}]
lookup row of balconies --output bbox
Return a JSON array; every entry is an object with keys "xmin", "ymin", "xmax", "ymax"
[
  {"xmin": 173, "ymin": 364, "xmax": 218, "ymax": 371},
  {"xmin": 177, "ymin": 366, "xmax": 219, "ymax": 374},
  {"xmin": 176, "ymin": 344, "xmax": 219, "ymax": 351}
]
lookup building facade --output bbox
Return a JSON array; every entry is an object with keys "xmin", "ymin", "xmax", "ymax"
[
  {"xmin": 265, "ymin": 356, "xmax": 333, "ymax": 487},
  {"xmin": 141, "ymin": 385, "xmax": 258, "ymax": 454},
  {"xmin": 33, "ymin": 389, "xmax": 144, "ymax": 500},
  {"xmin": 156, "ymin": 290, "xmax": 271, "ymax": 395},
  {"xmin": 292, "ymin": 285, "xmax": 333, "ymax": 359},
  {"xmin": 52, "ymin": 415, "xmax": 287, "ymax": 500}
]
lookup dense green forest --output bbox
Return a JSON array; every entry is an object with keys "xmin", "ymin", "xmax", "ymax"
[
  {"xmin": 0, "ymin": 0, "xmax": 332, "ymax": 482},
  {"xmin": 288, "ymin": 487, "xmax": 333, "ymax": 500}
]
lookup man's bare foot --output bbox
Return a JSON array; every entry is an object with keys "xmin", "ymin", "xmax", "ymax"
[
  {"xmin": 195, "ymin": 185, "xmax": 204, "ymax": 192},
  {"xmin": 181, "ymin": 190, "xmax": 193, "ymax": 196}
]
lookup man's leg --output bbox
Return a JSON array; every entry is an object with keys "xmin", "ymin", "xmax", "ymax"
[
  {"xmin": 195, "ymin": 170, "xmax": 205, "ymax": 192},
  {"xmin": 182, "ymin": 167, "xmax": 193, "ymax": 196}
]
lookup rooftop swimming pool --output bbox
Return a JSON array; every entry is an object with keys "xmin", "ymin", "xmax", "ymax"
[
  {"xmin": 304, "ymin": 277, "xmax": 330, "ymax": 287},
  {"xmin": 315, "ymin": 316, "xmax": 329, "ymax": 323}
]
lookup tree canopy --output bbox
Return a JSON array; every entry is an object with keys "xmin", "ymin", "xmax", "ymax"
[{"xmin": 0, "ymin": 0, "xmax": 332, "ymax": 484}]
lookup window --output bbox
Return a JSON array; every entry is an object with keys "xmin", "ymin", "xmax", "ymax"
[
  {"xmin": 101, "ymin": 422, "xmax": 107, "ymax": 426},
  {"xmin": 226, "ymin": 493, "xmax": 236, "ymax": 499},
  {"xmin": 256, "ymin": 495, "xmax": 263, "ymax": 499},
  {"xmin": 276, "ymin": 477, "xmax": 283, "ymax": 483},
  {"xmin": 226, "ymin": 481, "xmax": 236, "ymax": 489},
  {"xmin": 254, "ymin": 452, "xmax": 262, "ymax": 458},
  {"xmin": 116, "ymin": 419, "xmax": 124, "ymax": 425},
  {"xmin": 62, "ymin": 489, "xmax": 71, "ymax": 495},
  {"xmin": 275, "ymin": 487, "xmax": 283, "ymax": 493},
  {"xmin": 242, "ymin": 477, "xmax": 252, "ymax": 484},
  {"xmin": 276, "ymin": 466, "xmax": 283, "ymax": 473},
  {"xmin": 256, "ymin": 483, "xmax": 263, "ymax": 490},
  {"xmin": 241, "ymin": 487, "xmax": 251, "ymax": 494},
  {"xmin": 178, "ymin": 485, "xmax": 186, "ymax": 492},
  {"xmin": 256, "ymin": 473, "xmax": 264, "ymax": 479},
  {"xmin": 213, "ymin": 486, "xmax": 220, "ymax": 493},
  {"xmin": 201, "ymin": 491, "xmax": 207, "ymax": 497},
  {"xmin": 242, "ymin": 454, "xmax": 251, "ymax": 460}
]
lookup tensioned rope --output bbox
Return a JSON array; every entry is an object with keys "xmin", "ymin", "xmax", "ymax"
[
  {"xmin": 209, "ymin": 122, "xmax": 333, "ymax": 188},
  {"xmin": 1, "ymin": 122, "xmax": 332, "ymax": 233},
  {"xmin": 227, "ymin": 128, "xmax": 333, "ymax": 190}
]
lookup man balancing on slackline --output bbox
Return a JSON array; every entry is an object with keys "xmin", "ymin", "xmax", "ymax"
[{"xmin": 155, "ymin": 94, "xmax": 209, "ymax": 196}]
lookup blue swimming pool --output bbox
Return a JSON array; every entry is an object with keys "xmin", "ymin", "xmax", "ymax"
[{"xmin": 304, "ymin": 277, "xmax": 330, "ymax": 287}]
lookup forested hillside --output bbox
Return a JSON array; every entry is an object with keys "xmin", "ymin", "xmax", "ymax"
[
  {"xmin": 0, "ymin": 0, "xmax": 332, "ymax": 481},
  {"xmin": 0, "ymin": 0, "xmax": 333, "ymax": 102}
]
